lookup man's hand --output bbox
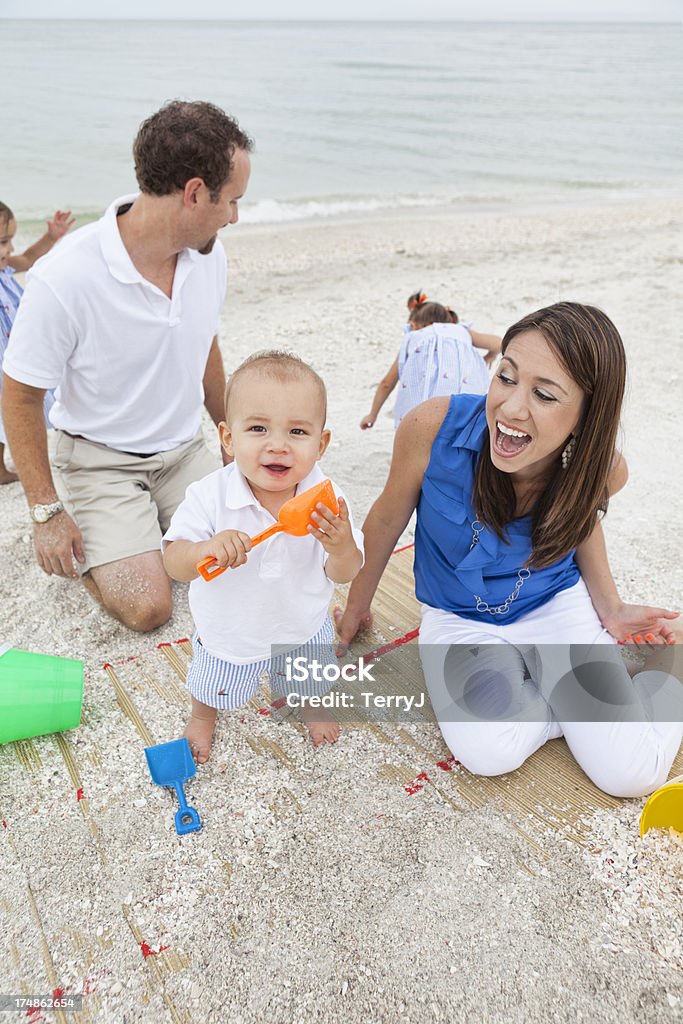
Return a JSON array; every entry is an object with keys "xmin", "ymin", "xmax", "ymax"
[
  {"xmin": 34, "ymin": 512, "xmax": 85, "ymax": 579},
  {"xmin": 46, "ymin": 210, "xmax": 75, "ymax": 241}
]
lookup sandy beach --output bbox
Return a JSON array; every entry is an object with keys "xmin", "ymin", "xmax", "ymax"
[{"xmin": 1, "ymin": 197, "xmax": 682, "ymax": 1022}]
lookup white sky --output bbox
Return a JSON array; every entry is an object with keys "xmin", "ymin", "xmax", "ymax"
[{"xmin": 0, "ymin": 0, "xmax": 680, "ymax": 19}]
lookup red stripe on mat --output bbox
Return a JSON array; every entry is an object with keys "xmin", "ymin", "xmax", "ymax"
[{"xmin": 363, "ymin": 627, "xmax": 420, "ymax": 663}]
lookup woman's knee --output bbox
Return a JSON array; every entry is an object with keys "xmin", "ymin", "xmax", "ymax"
[
  {"xmin": 567, "ymin": 723, "xmax": 681, "ymax": 798},
  {"xmin": 581, "ymin": 751, "xmax": 674, "ymax": 799},
  {"xmin": 437, "ymin": 720, "xmax": 546, "ymax": 777}
]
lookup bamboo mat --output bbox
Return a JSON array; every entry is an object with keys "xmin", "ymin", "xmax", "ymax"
[
  {"xmin": 101, "ymin": 543, "xmax": 683, "ymax": 854},
  {"xmin": 0, "ymin": 543, "xmax": 680, "ymax": 1021}
]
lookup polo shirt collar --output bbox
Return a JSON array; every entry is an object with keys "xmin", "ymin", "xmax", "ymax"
[
  {"xmin": 225, "ymin": 463, "xmax": 326, "ymax": 512},
  {"xmin": 98, "ymin": 193, "xmax": 203, "ymax": 286}
]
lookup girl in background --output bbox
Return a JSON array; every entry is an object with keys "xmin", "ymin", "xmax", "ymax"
[
  {"xmin": 360, "ymin": 297, "xmax": 501, "ymax": 430},
  {"xmin": 0, "ymin": 202, "xmax": 74, "ymax": 482}
]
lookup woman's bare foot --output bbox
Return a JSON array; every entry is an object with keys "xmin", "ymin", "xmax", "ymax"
[
  {"xmin": 299, "ymin": 704, "xmax": 341, "ymax": 746},
  {"xmin": 0, "ymin": 467, "xmax": 19, "ymax": 485},
  {"xmin": 184, "ymin": 698, "xmax": 218, "ymax": 764}
]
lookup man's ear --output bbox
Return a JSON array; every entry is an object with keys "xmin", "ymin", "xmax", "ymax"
[
  {"xmin": 182, "ymin": 178, "xmax": 205, "ymax": 208},
  {"xmin": 318, "ymin": 429, "xmax": 331, "ymax": 459},
  {"xmin": 219, "ymin": 421, "xmax": 233, "ymax": 456}
]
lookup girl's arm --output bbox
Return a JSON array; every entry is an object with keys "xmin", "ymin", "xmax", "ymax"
[
  {"xmin": 360, "ymin": 356, "xmax": 399, "ymax": 429},
  {"xmin": 8, "ymin": 210, "xmax": 75, "ymax": 272},
  {"xmin": 469, "ymin": 329, "xmax": 502, "ymax": 368},
  {"xmin": 338, "ymin": 396, "xmax": 450, "ymax": 649}
]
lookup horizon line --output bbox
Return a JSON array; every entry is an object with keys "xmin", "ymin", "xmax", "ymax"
[{"xmin": 0, "ymin": 15, "xmax": 679, "ymax": 22}]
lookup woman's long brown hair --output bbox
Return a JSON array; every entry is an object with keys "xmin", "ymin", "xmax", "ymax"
[{"xmin": 472, "ymin": 302, "xmax": 626, "ymax": 569}]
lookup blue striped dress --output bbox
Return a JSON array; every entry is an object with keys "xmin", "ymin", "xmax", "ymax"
[{"xmin": 0, "ymin": 267, "xmax": 54, "ymax": 443}]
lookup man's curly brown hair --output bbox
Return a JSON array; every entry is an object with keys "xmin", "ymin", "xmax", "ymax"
[{"xmin": 133, "ymin": 100, "xmax": 254, "ymax": 201}]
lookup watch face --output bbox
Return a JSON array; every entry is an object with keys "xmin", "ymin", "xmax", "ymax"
[{"xmin": 33, "ymin": 506, "xmax": 50, "ymax": 523}]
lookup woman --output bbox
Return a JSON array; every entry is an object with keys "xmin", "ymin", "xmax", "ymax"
[{"xmin": 338, "ymin": 302, "xmax": 681, "ymax": 797}]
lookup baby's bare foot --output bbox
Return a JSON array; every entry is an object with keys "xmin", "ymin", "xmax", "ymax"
[
  {"xmin": 184, "ymin": 701, "xmax": 217, "ymax": 764},
  {"xmin": 299, "ymin": 705, "xmax": 341, "ymax": 747},
  {"xmin": 0, "ymin": 468, "xmax": 19, "ymax": 485}
]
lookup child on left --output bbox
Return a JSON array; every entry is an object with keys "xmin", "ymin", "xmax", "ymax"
[
  {"xmin": 162, "ymin": 350, "xmax": 364, "ymax": 763},
  {"xmin": 0, "ymin": 202, "xmax": 74, "ymax": 483}
]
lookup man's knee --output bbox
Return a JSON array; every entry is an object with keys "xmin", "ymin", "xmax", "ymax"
[
  {"xmin": 113, "ymin": 593, "xmax": 173, "ymax": 633},
  {"xmin": 85, "ymin": 564, "xmax": 173, "ymax": 632}
]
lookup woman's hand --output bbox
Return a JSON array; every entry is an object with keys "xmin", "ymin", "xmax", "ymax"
[
  {"xmin": 360, "ymin": 414, "xmax": 375, "ymax": 430},
  {"xmin": 600, "ymin": 602, "xmax": 680, "ymax": 646},
  {"xmin": 333, "ymin": 604, "xmax": 373, "ymax": 656}
]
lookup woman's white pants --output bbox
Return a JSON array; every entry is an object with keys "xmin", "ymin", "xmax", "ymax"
[{"xmin": 418, "ymin": 581, "xmax": 682, "ymax": 798}]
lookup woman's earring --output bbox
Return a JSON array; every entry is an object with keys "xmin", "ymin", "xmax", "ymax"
[{"xmin": 561, "ymin": 435, "xmax": 575, "ymax": 470}]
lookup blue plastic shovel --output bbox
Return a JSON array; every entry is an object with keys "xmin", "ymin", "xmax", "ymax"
[{"xmin": 144, "ymin": 738, "xmax": 202, "ymax": 835}]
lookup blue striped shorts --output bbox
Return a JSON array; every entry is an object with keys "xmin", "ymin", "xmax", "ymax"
[{"xmin": 185, "ymin": 615, "xmax": 338, "ymax": 710}]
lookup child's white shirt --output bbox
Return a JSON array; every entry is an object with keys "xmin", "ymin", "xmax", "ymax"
[{"xmin": 162, "ymin": 463, "xmax": 364, "ymax": 663}]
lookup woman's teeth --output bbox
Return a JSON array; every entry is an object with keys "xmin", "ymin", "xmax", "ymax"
[
  {"xmin": 497, "ymin": 421, "xmax": 530, "ymax": 439},
  {"xmin": 495, "ymin": 421, "xmax": 532, "ymax": 455}
]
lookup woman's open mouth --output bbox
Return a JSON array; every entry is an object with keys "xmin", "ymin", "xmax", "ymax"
[{"xmin": 493, "ymin": 420, "xmax": 532, "ymax": 459}]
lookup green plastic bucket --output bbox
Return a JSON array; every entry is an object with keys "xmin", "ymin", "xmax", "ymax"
[{"xmin": 0, "ymin": 645, "xmax": 83, "ymax": 744}]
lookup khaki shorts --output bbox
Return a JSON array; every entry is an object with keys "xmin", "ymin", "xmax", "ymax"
[{"xmin": 49, "ymin": 429, "xmax": 218, "ymax": 572}]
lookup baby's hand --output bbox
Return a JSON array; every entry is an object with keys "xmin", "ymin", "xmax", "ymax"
[
  {"xmin": 197, "ymin": 529, "xmax": 252, "ymax": 571},
  {"xmin": 307, "ymin": 497, "xmax": 353, "ymax": 552}
]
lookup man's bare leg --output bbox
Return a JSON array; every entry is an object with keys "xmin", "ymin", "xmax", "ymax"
[{"xmin": 83, "ymin": 551, "xmax": 173, "ymax": 632}]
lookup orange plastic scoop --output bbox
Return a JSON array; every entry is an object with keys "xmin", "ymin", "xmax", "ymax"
[{"xmin": 196, "ymin": 479, "xmax": 339, "ymax": 582}]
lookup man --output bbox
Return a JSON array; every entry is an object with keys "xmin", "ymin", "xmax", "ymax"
[{"xmin": 2, "ymin": 100, "xmax": 252, "ymax": 632}]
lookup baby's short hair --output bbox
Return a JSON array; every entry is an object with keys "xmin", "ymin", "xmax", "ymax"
[{"xmin": 224, "ymin": 350, "xmax": 327, "ymax": 425}]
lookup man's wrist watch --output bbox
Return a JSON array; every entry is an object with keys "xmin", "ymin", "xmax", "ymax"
[{"xmin": 30, "ymin": 501, "xmax": 64, "ymax": 524}]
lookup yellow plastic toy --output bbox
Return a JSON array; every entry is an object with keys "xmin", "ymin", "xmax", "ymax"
[{"xmin": 639, "ymin": 775, "xmax": 683, "ymax": 837}]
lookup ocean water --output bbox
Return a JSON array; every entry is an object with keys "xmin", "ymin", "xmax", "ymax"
[{"xmin": 2, "ymin": 19, "xmax": 681, "ymax": 227}]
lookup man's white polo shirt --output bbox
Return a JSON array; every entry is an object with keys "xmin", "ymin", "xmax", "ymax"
[
  {"xmin": 162, "ymin": 463, "xmax": 365, "ymax": 664},
  {"xmin": 3, "ymin": 194, "xmax": 227, "ymax": 453}
]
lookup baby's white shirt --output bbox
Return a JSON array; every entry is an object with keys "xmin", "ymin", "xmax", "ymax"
[{"xmin": 162, "ymin": 463, "xmax": 364, "ymax": 663}]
